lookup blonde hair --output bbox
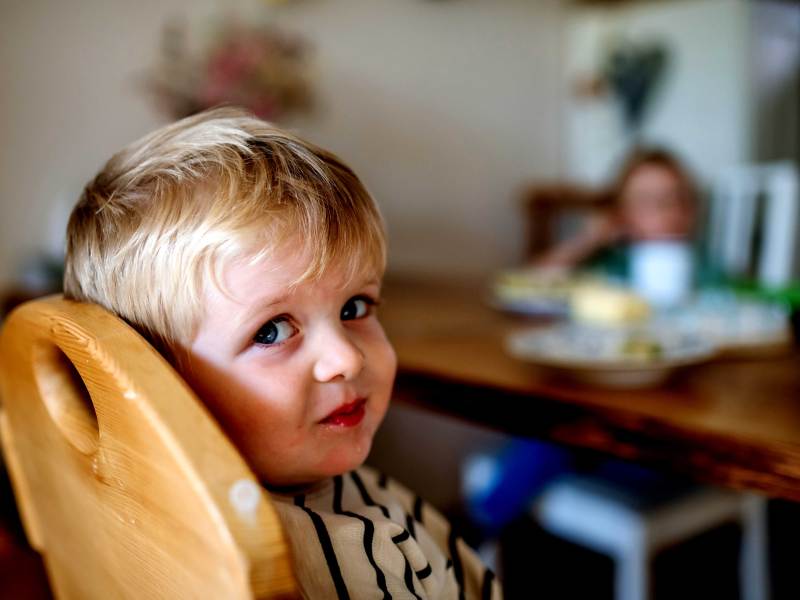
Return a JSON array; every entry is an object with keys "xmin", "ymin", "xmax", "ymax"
[{"xmin": 64, "ymin": 107, "xmax": 386, "ymax": 351}]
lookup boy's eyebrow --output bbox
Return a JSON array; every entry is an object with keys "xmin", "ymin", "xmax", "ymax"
[
  {"xmin": 231, "ymin": 292, "xmax": 292, "ymax": 331},
  {"xmin": 230, "ymin": 277, "xmax": 381, "ymax": 332}
]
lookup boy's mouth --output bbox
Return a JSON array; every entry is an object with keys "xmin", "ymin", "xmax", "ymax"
[{"xmin": 320, "ymin": 398, "xmax": 367, "ymax": 427}]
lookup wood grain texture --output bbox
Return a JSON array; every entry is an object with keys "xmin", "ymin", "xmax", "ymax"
[
  {"xmin": 0, "ymin": 296, "xmax": 299, "ymax": 599},
  {"xmin": 381, "ymin": 276, "xmax": 800, "ymax": 500}
]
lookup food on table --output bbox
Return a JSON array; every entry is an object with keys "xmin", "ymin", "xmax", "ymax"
[
  {"xmin": 505, "ymin": 322, "xmax": 715, "ymax": 388},
  {"xmin": 490, "ymin": 268, "xmax": 575, "ymax": 316},
  {"xmin": 619, "ymin": 335, "xmax": 663, "ymax": 361},
  {"xmin": 493, "ymin": 268, "xmax": 572, "ymax": 300},
  {"xmin": 570, "ymin": 284, "xmax": 651, "ymax": 325},
  {"xmin": 491, "ymin": 269, "xmax": 791, "ymax": 357}
]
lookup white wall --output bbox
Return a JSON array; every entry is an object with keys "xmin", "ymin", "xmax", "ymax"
[
  {"xmin": 0, "ymin": 0, "xmax": 218, "ymax": 285},
  {"xmin": 751, "ymin": 0, "xmax": 800, "ymax": 165},
  {"xmin": 563, "ymin": 0, "xmax": 753, "ymax": 186},
  {"xmin": 0, "ymin": 0, "xmax": 565, "ymax": 287}
]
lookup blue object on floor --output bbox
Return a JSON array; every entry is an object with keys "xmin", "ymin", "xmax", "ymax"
[{"xmin": 463, "ymin": 439, "xmax": 573, "ymax": 535}]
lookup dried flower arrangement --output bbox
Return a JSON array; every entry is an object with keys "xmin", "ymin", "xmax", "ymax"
[{"xmin": 148, "ymin": 18, "xmax": 314, "ymax": 121}]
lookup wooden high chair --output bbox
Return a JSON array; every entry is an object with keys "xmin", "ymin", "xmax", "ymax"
[{"xmin": 0, "ymin": 296, "xmax": 300, "ymax": 599}]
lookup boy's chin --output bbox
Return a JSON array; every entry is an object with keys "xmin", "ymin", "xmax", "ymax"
[
  {"xmin": 261, "ymin": 447, "xmax": 373, "ymax": 489},
  {"xmin": 318, "ymin": 416, "xmax": 382, "ymax": 476},
  {"xmin": 321, "ymin": 443, "xmax": 373, "ymax": 479}
]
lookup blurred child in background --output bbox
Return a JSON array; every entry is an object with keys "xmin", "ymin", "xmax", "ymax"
[
  {"xmin": 535, "ymin": 148, "xmax": 700, "ymax": 282},
  {"xmin": 466, "ymin": 148, "xmax": 707, "ymax": 566}
]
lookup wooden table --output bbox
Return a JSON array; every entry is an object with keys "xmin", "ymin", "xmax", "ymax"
[{"xmin": 380, "ymin": 276, "xmax": 800, "ymax": 501}]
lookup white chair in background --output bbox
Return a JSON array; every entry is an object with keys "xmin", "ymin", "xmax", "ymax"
[
  {"xmin": 463, "ymin": 451, "xmax": 771, "ymax": 600},
  {"xmin": 709, "ymin": 162, "xmax": 800, "ymax": 289},
  {"xmin": 533, "ymin": 474, "xmax": 769, "ymax": 600}
]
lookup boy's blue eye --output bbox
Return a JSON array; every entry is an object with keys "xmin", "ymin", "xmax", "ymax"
[
  {"xmin": 253, "ymin": 317, "xmax": 296, "ymax": 346},
  {"xmin": 341, "ymin": 296, "xmax": 373, "ymax": 321}
]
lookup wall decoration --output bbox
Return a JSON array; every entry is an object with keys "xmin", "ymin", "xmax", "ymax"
[{"xmin": 147, "ymin": 18, "xmax": 314, "ymax": 121}]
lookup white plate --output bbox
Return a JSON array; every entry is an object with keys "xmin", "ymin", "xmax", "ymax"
[
  {"xmin": 490, "ymin": 268, "xmax": 576, "ymax": 315},
  {"xmin": 486, "ymin": 294, "xmax": 570, "ymax": 318},
  {"xmin": 656, "ymin": 293, "xmax": 792, "ymax": 357},
  {"xmin": 506, "ymin": 324, "xmax": 717, "ymax": 389}
]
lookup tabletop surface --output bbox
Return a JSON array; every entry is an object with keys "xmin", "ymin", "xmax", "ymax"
[{"xmin": 379, "ymin": 275, "xmax": 800, "ymax": 501}]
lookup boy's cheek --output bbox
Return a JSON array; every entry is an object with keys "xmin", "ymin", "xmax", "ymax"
[
  {"xmin": 359, "ymin": 322, "xmax": 396, "ymax": 383},
  {"xmin": 383, "ymin": 343, "xmax": 398, "ymax": 391},
  {"xmin": 384, "ymin": 347, "xmax": 398, "ymax": 406},
  {"xmin": 374, "ymin": 327, "xmax": 397, "ymax": 377},
  {"xmin": 387, "ymin": 342, "xmax": 398, "ymax": 375}
]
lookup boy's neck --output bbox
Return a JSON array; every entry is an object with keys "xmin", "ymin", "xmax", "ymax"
[{"xmin": 262, "ymin": 477, "xmax": 332, "ymax": 498}]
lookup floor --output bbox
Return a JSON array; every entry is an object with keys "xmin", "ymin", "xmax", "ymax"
[
  {"xmin": 449, "ymin": 498, "xmax": 800, "ymax": 600},
  {"xmin": 498, "ymin": 516, "xmax": 743, "ymax": 599}
]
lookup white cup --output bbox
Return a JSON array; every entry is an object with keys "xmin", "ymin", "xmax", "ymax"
[{"xmin": 630, "ymin": 241, "xmax": 694, "ymax": 308}]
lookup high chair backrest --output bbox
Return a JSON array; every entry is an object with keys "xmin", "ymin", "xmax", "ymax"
[{"xmin": 0, "ymin": 296, "xmax": 299, "ymax": 599}]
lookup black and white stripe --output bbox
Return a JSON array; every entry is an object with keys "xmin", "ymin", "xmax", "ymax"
[
  {"xmin": 350, "ymin": 470, "xmax": 391, "ymax": 519},
  {"xmin": 391, "ymin": 528, "xmax": 424, "ymax": 599},
  {"xmin": 275, "ymin": 468, "xmax": 501, "ymax": 600},
  {"xmin": 415, "ymin": 562, "xmax": 432, "ymax": 581},
  {"xmin": 332, "ymin": 475, "xmax": 392, "ymax": 600},
  {"xmin": 448, "ymin": 528, "xmax": 466, "ymax": 600},
  {"xmin": 413, "ymin": 495, "xmax": 424, "ymax": 524},
  {"xmin": 405, "ymin": 513, "xmax": 417, "ymax": 540},
  {"xmin": 377, "ymin": 471, "xmax": 389, "ymax": 489},
  {"xmin": 294, "ymin": 493, "xmax": 350, "ymax": 600}
]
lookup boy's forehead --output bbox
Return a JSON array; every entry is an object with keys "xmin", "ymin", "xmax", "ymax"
[{"xmin": 208, "ymin": 240, "xmax": 381, "ymax": 309}]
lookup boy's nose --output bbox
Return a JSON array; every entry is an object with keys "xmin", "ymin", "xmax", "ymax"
[{"xmin": 312, "ymin": 326, "xmax": 365, "ymax": 383}]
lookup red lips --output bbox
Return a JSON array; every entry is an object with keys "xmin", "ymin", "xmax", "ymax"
[{"xmin": 321, "ymin": 398, "xmax": 366, "ymax": 427}]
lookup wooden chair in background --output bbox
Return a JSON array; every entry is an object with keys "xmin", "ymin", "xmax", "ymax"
[
  {"xmin": 0, "ymin": 297, "xmax": 299, "ymax": 599},
  {"xmin": 521, "ymin": 184, "xmax": 614, "ymax": 259}
]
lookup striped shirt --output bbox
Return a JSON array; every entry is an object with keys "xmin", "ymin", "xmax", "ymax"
[{"xmin": 270, "ymin": 466, "xmax": 502, "ymax": 599}]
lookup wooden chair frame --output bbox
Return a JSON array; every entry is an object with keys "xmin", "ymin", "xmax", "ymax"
[{"xmin": 0, "ymin": 296, "xmax": 299, "ymax": 599}]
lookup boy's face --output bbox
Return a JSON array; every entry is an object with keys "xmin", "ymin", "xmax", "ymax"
[
  {"xmin": 180, "ymin": 237, "xmax": 396, "ymax": 487},
  {"xmin": 620, "ymin": 164, "xmax": 695, "ymax": 241}
]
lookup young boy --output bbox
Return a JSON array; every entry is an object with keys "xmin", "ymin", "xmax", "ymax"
[
  {"xmin": 63, "ymin": 107, "xmax": 501, "ymax": 599},
  {"xmin": 534, "ymin": 148, "xmax": 699, "ymax": 276}
]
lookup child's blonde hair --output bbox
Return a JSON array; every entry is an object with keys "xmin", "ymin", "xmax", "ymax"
[{"xmin": 64, "ymin": 107, "xmax": 386, "ymax": 351}]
